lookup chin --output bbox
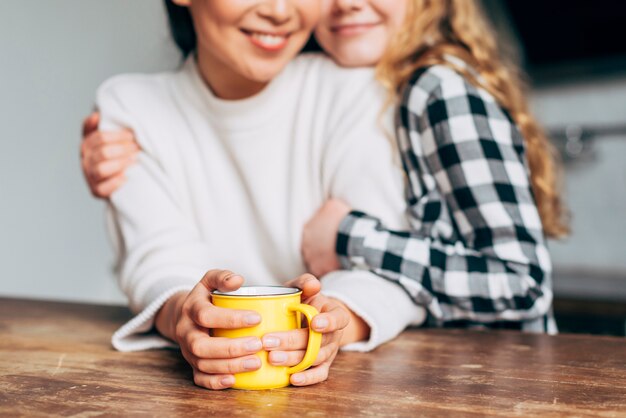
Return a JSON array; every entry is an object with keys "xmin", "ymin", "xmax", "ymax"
[
  {"xmin": 334, "ymin": 50, "xmax": 380, "ymax": 68},
  {"xmin": 244, "ymin": 62, "xmax": 288, "ymax": 83},
  {"xmin": 328, "ymin": 40, "xmax": 384, "ymax": 68}
]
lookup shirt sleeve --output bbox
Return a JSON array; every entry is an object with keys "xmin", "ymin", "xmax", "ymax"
[
  {"xmin": 317, "ymin": 66, "xmax": 428, "ymax": 348},
  {"xmin": 336, "ymin": 66, "xmax": 555, "ymax": 331},
  {"xmin": 96, "ymin": 78, "xmax": 213, "ymax": 351}
]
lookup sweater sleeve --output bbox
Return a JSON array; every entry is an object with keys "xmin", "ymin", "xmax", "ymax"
[
  {"xmin": 96, "ymin": 78, "xmax": 214, "ymax": 351},
  {"xmin": 321, "ymin": 270, "xmax": 426, "ymax": 352},
  {"xmin": 336, "ymin": 67, "xmax": 556, "ymax": 332}
]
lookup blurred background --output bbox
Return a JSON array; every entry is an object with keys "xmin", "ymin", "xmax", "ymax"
[{"xmin": 1, "ymin": 1, "xmax": 624, "ymax": 335}]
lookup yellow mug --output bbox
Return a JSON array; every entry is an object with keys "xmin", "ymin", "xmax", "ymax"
[{"xmin": 211, "ymin": 286, "xmax": 322, "ymax": 390}]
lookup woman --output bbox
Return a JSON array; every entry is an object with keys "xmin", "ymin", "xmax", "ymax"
[{"xmin": 90, "ymin": 0, "xmax": 425, "ymax": 391}]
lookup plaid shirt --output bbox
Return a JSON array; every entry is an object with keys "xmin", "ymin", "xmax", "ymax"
[{"xmin": 337, "ymin": 64, "xmax": 557, "ymax": 333}]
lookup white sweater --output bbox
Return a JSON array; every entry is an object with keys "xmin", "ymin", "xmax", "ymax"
[{"xmin": 97, "ymin": 54, "xmax": 426, "ymax": 352}]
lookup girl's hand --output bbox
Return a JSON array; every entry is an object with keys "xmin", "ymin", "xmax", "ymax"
[
  {"xmin": 301, "ymin": 199, "xmax": 352, "ymax": 278},
  {"xmin": 262, "ymin": 274, "xmax": 367, "ymax": 387},
  {"xmin": 155, "ymin": 270, "xmax": 264, "ymax": 390},
  {"xmin": 80, "ymin": 112, "xmax": 140, "ymax": 198}
]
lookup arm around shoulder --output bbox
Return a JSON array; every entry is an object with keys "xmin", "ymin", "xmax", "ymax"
[{"xmin": 336, "ymin": 66, "xmax": 555, "ymax": 331}]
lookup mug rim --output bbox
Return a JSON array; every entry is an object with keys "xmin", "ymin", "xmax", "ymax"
[{"xmin": 212, "ymin": 285, "xmax": 301, "ymax": 298}]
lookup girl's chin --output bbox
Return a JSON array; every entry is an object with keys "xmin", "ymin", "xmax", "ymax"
[
  {"xmin": 334, "ymin": 50, "xmax": 381, "ymax": 68},
  {"xmin": 320, "ymin": 37, "xmax": 384, "ymax": 68}
]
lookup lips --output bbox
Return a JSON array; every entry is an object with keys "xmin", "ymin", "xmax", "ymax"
[{"xmin": 241, "ymin": 29, "xmax": 291, "ymax": 52}]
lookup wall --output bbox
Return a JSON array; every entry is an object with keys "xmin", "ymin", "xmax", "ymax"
[
  {"xmin": 0, "ymin": 0, "xmax": 178, "ymax": 304},
  {"xmin": 1, "ymin": 1, "xmax": 624, "ymax": 305},
  {"xmin": 531, "ymin": 77, "xmax": 626, "ymax": 299}
]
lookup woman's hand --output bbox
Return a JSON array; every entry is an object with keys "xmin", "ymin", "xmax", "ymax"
[
  {"xmin": 262, "ymin": 274, "xmax": 369, "ymax": 387},
  {"xmin": 301, "ymin": 199, "xmax": 352, "ymax": 278},
  {"xmin": 155, "ymin": 270, "xmax": 264, "ymax": 390},
  {"xmin": 80, "ymin": 112, "xmax": 140, "ymax": 198}
]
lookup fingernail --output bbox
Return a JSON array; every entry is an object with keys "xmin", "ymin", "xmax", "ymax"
[
  {"xmin": 220, "ymin": 376, "xmax": 235, "ymax": 386},
  {"xmin": 263, "ymin": 336, "xmax": 280, "ymax": 348},
  {"xmin": 270, "ymin": 352, "xmax": 288, "ymax": 364},
  {"xmin": 244, "ymin": 314, "xmax": 261, "ymax": 325},
  {"xmin": 245, "ymin": 339, "xmax": 262, "ymax": 352},
  {"xmin": 225, "ymin": 274, "xmax": 242, "ymax": 282},
  {"xmin": 243, "ymin": 358, "xmax": 261, "ymax": 370},
  {"xmin": 291, "ymin": 374, "xmax": 305, "ymax": 384},
  {"xmin": 313, "ymin": 318, "xmax": 329, "ymax": 330}
]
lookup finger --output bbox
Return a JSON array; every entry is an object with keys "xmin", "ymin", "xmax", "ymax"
[
  {"xmin": 185, "ymin": 270, "xmax": 256, "ymax": 328},
  {"xmin": 80, "ymin": 134, "xmax": 94, "ymax": 159},
  {"xmin": 263, "ymin": 328, "xmax": 307, "ymax": 351},
  {"xmin": 268, "ymin": 349, "xmax": 304, "ymax": 367},
  {"xmin": 283, "ymin": 274, "xmax": 320, "ymax": 300},
  {"xmin": 86, "ymin": 129, "xmax": 136, "ymax": 148},
  {"xmin": 268, "ymin": 341, "xmax": 338, "ymax": 367},
  {"xmin": 290, "ymin": 362, "xmax": 331, "ymax": 387},
  {"xmin": 313, "ymin": 342, "xmax": 339, "ymax": 367},
  {"xmin": 195, "ymin": 355, "xmax": 261, "ymax": 374},
  {"xmin": 198, "ymin": 269, "xmax": 244, "ymax": 293},
  {"xmin": 310, "ymin": 304, "xmax": 350, "ymax": 333},
  {"xmin": 98, "ymin": 129, "xmax": 135, "ymax": 145},
  {"xmin": 192, "ymin": 370, "xmax": 235, "ymax": 391},
  {"xmin": 82, "ymin": 112, "xmax": 100, "ymax": 137},
  {"xmin": 91, "ymin": 142, "xmax": 140, "ymax": 162},
  {"xmin": 262, "ymin": 328, "xmax": 333, "ymax": 351},
  {"xmin": 187, "ymin": 335, "xmax": 262, "ymax": 359},
  {"xmin": 188, "ymin": 303, "xmax": 261, "ymax": 330},
  {"xmin": 90, "ymin": 157, "xmax": 135, "ymax": 181},
  {"xmin": 92, "ymin": 174, "xmax": 127, "ymax": 198}
]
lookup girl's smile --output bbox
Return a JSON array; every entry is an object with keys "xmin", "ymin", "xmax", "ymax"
[{"xmin": 329, "ymin": 21, "xmax": 383, "ymax": 37}]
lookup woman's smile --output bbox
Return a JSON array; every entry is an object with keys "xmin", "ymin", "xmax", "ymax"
[{"xmin": 241, "ymin": 29, "xmax": 291, "ymax": 51}]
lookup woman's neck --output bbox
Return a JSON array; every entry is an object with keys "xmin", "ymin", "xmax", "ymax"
[{"xmin": 195, "ymin": 50, "xmax": 268, "ymax": 100}]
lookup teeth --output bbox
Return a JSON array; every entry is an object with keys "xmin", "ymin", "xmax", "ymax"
[{"xmin": 251, "ymin": 32, "xmax": 287, "ymax": 46}]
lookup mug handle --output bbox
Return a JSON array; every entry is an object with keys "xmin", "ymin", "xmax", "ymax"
[{"xmin": 286, "ymin": 303, "xmax": 322, "ymax": 375}]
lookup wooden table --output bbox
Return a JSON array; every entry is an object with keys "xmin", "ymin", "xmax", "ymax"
[{"xmin": 1, "ymin": 298, "xmax": 624, "ymax": 417}]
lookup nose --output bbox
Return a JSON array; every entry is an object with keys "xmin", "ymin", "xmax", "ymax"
[
  {"xmin": 258, "ymin": 0, "xmax": 292, "ymax": 25},
  {"xmin": 334, "ymin": 0, "xmax": 365, "ymax": 12}
]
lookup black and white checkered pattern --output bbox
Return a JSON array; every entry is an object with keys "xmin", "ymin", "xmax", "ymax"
[{"xmin": 337, "ymin": 64, "xmax": 556, "ymax": 333}]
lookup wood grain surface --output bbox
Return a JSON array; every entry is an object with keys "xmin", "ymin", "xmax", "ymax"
[{"xmin": 0, "ymin": 297, "xmax": 624, "ymax": 417}]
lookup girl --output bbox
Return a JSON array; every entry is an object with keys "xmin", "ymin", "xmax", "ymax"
[
  {"xmin": 301, "ymin": 0, "xmax": 568, "ymax": 332},
  {"xmin": 90, "ymin": 0, "xmax": 425, "ymax": 391}
]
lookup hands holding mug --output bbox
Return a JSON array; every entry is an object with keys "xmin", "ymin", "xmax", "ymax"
[
  {"xmin": 155, "ymin": 270, "xmax": 358, "ymax": 390},
  {"xmin": 259, "ymin": 274, "xmax": 350, "ymax": 388}
]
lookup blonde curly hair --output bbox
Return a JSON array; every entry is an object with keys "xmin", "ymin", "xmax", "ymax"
[{"xmin": 377, "ymin": 0, "xmax": 569, "ymax": 238}]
